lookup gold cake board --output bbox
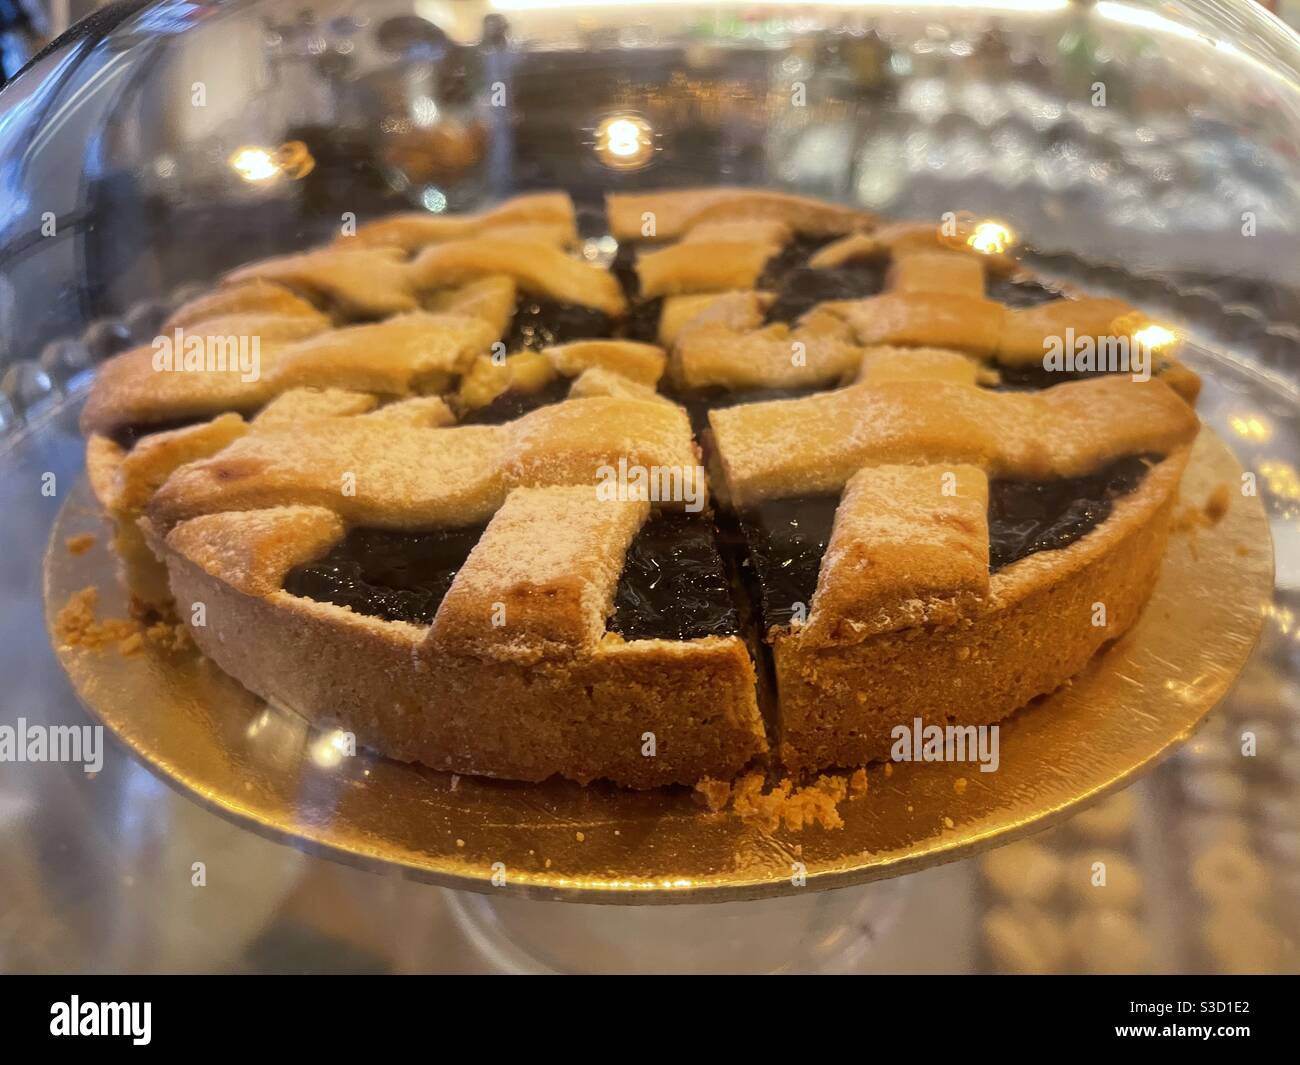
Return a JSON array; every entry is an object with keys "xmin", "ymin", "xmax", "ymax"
[{"xmin": 44, "ymin": 430, "xmax": 1271, "ymax": 903}]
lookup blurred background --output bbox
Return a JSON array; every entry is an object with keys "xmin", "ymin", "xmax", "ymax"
[{"xmin": 0, "ymin": 0, "xmax": 1297, "ymax": 973}]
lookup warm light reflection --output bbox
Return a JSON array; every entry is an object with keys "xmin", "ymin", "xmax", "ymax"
[
  {"xmin": 1259, "ymin": 459, "xmax": 1300, "ymax": 501},
  {"xmin": 229, "ymin": 142, "xmax": 316, "ymax": 183},
  {"xmin": 309, "ymin": 729, "xmax": 353, "ymax": 768},
  {"xmin": 1229, "ymin": 413, "xmax": 1273, "ymax": 443},
  {"xmin": 967, "ymin": 220, "xmax": 1015, "ymax": 255},
  {"xmin": 1264, "ymin": 602, "xmax": 1299, "ymax": 641},
  {"xmin": 1110, "ymin": 312, "xmax": 1178, "ymax": 354},
  {"xmin": 594, "ymin": 113, "xmax": 655, "ymax": 170},
  {"xmin": 1131, "ymin": 323, "xmax": 1178, "ymax": 352},
  {"xmin": 246, "ymin": 708, "xmax": 272, "ymax": 738},
  {"xmin": 229, "ymin": 146, "xmax": 278, "ymax": 182}
]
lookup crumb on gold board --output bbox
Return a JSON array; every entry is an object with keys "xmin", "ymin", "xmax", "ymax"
[
  {"xmin": 55, "ymin": 585, "xmax": 192, "ymax": 654},
  {"xmin": 65, "ymin": 533, "xmax": 96, "ymax": 556},
  {"xmin": 694, "ymin": 771, "xmax": 849, "ymax": 833}
]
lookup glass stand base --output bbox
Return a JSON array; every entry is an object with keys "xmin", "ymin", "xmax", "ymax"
[{"xmin": 443, "ymin": 880, "xmax": 910, "ymax": 975}]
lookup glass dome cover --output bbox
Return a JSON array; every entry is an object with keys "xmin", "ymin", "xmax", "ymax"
[
  {"xmin": 0, "ymin": 0, "xmax": 1296, "ymax": 969},
  {"xmin": 1, "ymin": 0, "xmax": 1299, "ymax": 376}
]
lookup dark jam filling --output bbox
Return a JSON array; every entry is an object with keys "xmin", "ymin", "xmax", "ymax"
[
  {"xmin": 982, "ymin": 277, "xmax": 1144, "ymax": 392},
  {"xmin": 107, "ymin": 416, "xmax": 206, "ymax": 450},
  {"xmin": 989, "ymin": 362, "xmax": 1140, "ymax": 392},
  {"xmin": 987, "ymin": 453, "xmax": 1156, "ymax": 571},
  {"xmin": 457, "ymin": 377, "xmax": 571, "ymax": 425},
  {"xmin": 737, "ymin": 454, "xmax": 1158, "ymax": 630},
  {"xmin": 757, "ymin": 234, "xmax": 840, "ymax": 289},
  {"xmin": 985, "ymin": 275, "xmax": 1065, "ymax": 309},
  {"xmin": 287, "ymin": 513, "xmax": 741, "ymax": 639},
  {"xmin": 611, "ymin": 240, "xmax": 664, "ymax": 344},
  {"xmin": 611, "ymin": 240, "xmax": 641, "ymax": 298},
  {"xmin": 623, "ymin": 296, "xmax": 664, "ymax": 344},
  {"xmin": 284, "ymin": 525, "xmax": 485, "ymax": 625},
  {"xmin": 738, "ymin": 494, "xmax": 841, "ymax": 630},
  {"xmin": 502, "ymin": 299, "xmax": 612, "ymax": 352},
  {"xmin": 608, "ymin": 510, "xmax": 740, "ymax": 641},
  {"xmin": 763, "ymin": 260, "xmax": 888, "ymax": 326}
]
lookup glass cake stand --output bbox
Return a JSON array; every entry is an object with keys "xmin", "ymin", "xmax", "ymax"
[{"xmin": 2, "ymin": 0, "xmax": 1298, "ymax": 973}]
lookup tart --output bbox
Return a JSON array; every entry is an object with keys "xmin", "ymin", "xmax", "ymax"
[{"xmin": 77, "ymin": 189, "xmax": 1201, "ymax": 788}]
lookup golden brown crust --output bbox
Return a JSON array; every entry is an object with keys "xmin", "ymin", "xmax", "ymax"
[
  {"xmin": 542, "ymin": 340, "xmax": 666, "ymax": 387},
  {"xmin": 638, "ymin": 208, "xmax": 1199, "ymax": 406},
  {"xmin": 79, "ymin": 312, "xmax": 494, "ymax": 436},
  {"xmin": 828, "ymin": 291, "xmax": 1007, "ymax": 353},
  {"xmin": 452, "ymin": 350, "xmax": 555, "ymax": 413},
  {"xmin": 80, "ymin": 343, "xmax": 279, "ymax": 436},
  {"xmin": 801, "ymin": 464, "xmax": 990, "ymax": 644},
  {"xmin": 775, "ymin": 447, "xmax": 1190, "ymax": 772},
  {"xmin": 358, "ymin": 396, "xmax": 456, "ymax": 428},
  {"xmin": 269, "ymin": 312, "xmax": 494, "ymax": 395},
  {"xmin": 421, "ymin": 275, "xmax": 518, "ymax": 337},
  {"xmin": 658, "ymin": 293, "xmax": 729, "ymax": 347},
  {"xmin": 855, "ymin": 346, "xmax": 986, "ymax": 387},
  {"xmin": 226, "ymin": 246, "xmax": 422, "ymax": 319},
  {"xmin": 812, "ymin": 222, "xmax": 1018, "ymax": 274},
  {"xmin": 161, "ymin": 506, "xmax": 345, "ymax": 597},
  {"xmin": 995, "ymin": 298, "xmax": 1139, "ymax": 366},
  {"xmin": 681, "ymin": 219, "xmax": 793, "ymax": 246},
  {"xmin": 252, "ymin": 388, "xmax": 379, "ymax": 426},
  {"xmin": 345, "ymin": 192, "xmax": 578, "ymax": 252},
  {"xmin": 147, "ymin": 395, "xmax": 702, "ymax": 530},
  {"xmin": 710, "ymin": 375, "xmax": 1199, "ymax": 508},
  {"xmin": 427, "ymin": 486, "xmax": 648, "ymax": 662},
  {"xmin": 636, "ymin": 240, "xmax": 780, "ymax": 298},
  {"xmin": 566, "ymin": 367, "xmax": 678, "ymax": 407},
  {"xmin": 410, "ymin": 239, "xmax": 626, "ymax": 315},
  {"xmin": 887, "ymin": 250, "xmax": 987, "ymax": 296},
  {"xmin": 164, "ymin": 280, "xmax": 326, "ymax": 332},
  {"xmin": 86, "ymin": 433, "xmax": 127, "ymax": 513},
  {"xmin": 108, "ymin": 414, "xmax": 250, "ymax": 514},
  {"xmin": 74, "ymin": 189, "xmax": 1206, "ymax": 790},
  {"xmin": 155, "ymin": 505, "xmax": 766, "ymax": 788},
  {"xmin": 606, "ymin": 188, "xmax": 874, "ymax": 241},
  {"xmin": 671, "ymin": 295, "xmax": 862, "ymax": 391}
]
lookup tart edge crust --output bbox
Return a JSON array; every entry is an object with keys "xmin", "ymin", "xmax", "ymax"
[
  {"xmin": 140, "ymin": 444, "xmax": 1189, "ymax": 787},
  {"xmin": 146, "ymin": 515, "xmax": 767, "ymax": 789},
  {"xmin": 772, "ymin": 446, "xmax": 1191, "ymax": 772}
]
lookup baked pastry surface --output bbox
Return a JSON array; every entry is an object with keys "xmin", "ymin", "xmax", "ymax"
[{"xmin": 79, "ymin": 189, "xmax": 1201, "ymax": 788}]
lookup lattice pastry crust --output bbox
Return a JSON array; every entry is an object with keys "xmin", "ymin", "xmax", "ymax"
[{"xmin": 75, "ymin": 189, "xmax": 1204, "ymax": 789}]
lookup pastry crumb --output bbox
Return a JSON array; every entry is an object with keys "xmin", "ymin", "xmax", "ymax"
[
  {"xmin": 117, "ymin": 632, "xmax": 144, "ymax": 656},
  {"xmin": 943, "ymin": 816, "xmax": 955, "ymax": 829},
  {"xmin": 65, "ymin": 533, "xmax": 96, "ymax": 556},
  {"xmin": 693, "ymin": 776, "xmax": 732, "ymax": 811},
  {"xmin": 1173, "ymin": 484, "xmax": 1232, "ymax": 536},
  {"xmin": 1204, "ymin": 482, "xmax": 1231, "ymax": 523},
  {"xmin": 55, "ymin": 588, "xmax": 137, "ymax": 650},
  {"xmin": 849, "ymin": 767, "xmax": 868, "ymax": 796},
  {"xmin": 575, "ymin": 831, "xmax": 585, "ymax": 842},
  {"xmin": 55, "ymin": 585, "xmax": 192, "ymax": 654},
  {"xmin": 954, "ymin": 777, "xmax": 969, "ymax": 795},
  {"xmin": 143, "ymin": 617, "xmax": 192, "ymax": 652},
  {"xmin": 884, "ymin": 762, "xmax": 894, "ymax": 778},
  {"xmin": 695, "ymin": 771, "xmax": 848, "ymax": 833}
]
